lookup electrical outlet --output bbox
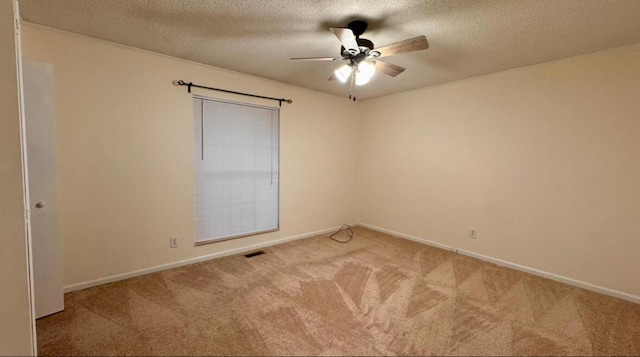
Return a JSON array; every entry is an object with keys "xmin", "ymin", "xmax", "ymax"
[
  {"xmin": 170, "ymin": 236, "xmax": 179, "ymax": 248},
  {"xmin": 469, "ymin": 229, "xmax": 477, "ymax": 239}
]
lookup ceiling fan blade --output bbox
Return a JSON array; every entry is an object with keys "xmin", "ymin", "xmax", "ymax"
[
  {"xmin": 375, "ymin": 60, "xmax": 406, "ymax": 77},
  {"xmin": 375, "ymin": 35, "xmax": 429, "ymax": 58},
  {"xmin": 290, "ymin": 57, "xmax": 339, "ymax": 61},
  {"xmin": 330, "ymin": 27, "xmax": 359, "ymax": 53}
]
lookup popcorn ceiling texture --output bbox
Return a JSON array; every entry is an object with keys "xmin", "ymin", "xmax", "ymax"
[{"xmin": 19, "ymin": 0, "xmax": 640, "ymax": 100}]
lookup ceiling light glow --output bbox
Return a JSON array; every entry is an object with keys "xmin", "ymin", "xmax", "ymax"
[
  {"xmin": 334, "ymin": 64, "xmax": 352, "ymax": 83},
  {"xmin": 355, "ymin": 61, "xmax": 375, "ymax": 86},
  {"xmin": 355, "ymin": 72, "xmax": 370, "ymax": 86}
]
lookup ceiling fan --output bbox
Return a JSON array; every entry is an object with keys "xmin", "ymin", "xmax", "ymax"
[{"xmin": 290, "ymin": 20, "xmax": 429, "ymax": 101}]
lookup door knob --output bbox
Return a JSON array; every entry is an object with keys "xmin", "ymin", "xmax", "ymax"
[{"xmin": 35, "ymin": 201, "xmax": 46, "ymax": 209}]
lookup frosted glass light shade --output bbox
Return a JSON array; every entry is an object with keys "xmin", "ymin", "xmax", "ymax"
[
  {"xmin": 334, "ymin": 64, "xmax": 352, "ymax": 83},
  {"xmin": 355, "ymin": 61, "xmax": 375, "ymax": 86},
  {"xmin": 353, "ymin": 61, "xmax": 374, "ymax": 86},
  {"xmin": 358, "ymin": 61, "xmax": 375, "ymax": 78},
  {"xmin": 355, "ymin": 72, "xmax": 371, "ymax": 86}
]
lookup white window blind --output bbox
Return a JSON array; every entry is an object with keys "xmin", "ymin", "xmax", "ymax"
[{"xmin": 193, "ymin": 96, "xmax": 279, "ymax": 244}]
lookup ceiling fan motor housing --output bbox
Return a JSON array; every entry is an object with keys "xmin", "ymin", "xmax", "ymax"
[{"xmin": 341, "ymin": 38, "xmax": 375, "ymax": 58}]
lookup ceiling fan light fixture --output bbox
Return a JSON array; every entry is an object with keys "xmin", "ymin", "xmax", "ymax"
[
  {"xmin": 291, "ymin": 20, "xmax": 428, "ymax": 96},
  {"xmin": 358, "ymin": 61, "xmax": 375, "ymax": 78},
  {"xmin": 355, "ymin": 61, "xmax": 375, "ymax": 86},
  {"xmin": 355, "ymin": 73, "xmax": 370, "ymax": 86},
  {"xmin": 334, "ymin": 64, "xmax": 352, "ymax": 83}
]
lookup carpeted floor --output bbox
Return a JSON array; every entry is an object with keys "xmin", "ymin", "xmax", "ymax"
[{"xmin": 37, "ymin": 227, "xmax": 640, "ymax": 356}]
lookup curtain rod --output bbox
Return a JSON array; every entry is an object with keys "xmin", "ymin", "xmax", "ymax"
[{"xmin": 173, "ymin": 80, "xmax": 293, "ymax": 107}]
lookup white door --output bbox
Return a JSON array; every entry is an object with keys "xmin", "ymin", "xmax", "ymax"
[{"xmin": 23, "ymin": 60, "xmax": 64, "ymax": 318}]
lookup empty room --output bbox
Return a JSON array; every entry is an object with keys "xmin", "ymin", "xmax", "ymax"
[{"xmin": 2, "ymin": 0, "xmax": 640, "ymax": 356}]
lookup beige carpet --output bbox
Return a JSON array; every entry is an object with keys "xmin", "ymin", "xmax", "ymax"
[{"xmin": 37, "ymin": 227, "xmax": 640, "ymax": 356}]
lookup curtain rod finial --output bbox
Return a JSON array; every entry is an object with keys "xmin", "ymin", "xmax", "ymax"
[{"xmin": 172, "ymin": 80, "xmax": 180, "ymax": 86}]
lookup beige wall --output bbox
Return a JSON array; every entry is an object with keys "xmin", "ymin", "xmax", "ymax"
[
  {"xmin": 21, "ymin": 22, "xmax": 640, "ymax": 299},
  {"xmin": 358, "ymin": 44, "xmax": 640, "ymax": 297},
  {"xmin": 21, "ymin": 24, "xmax": 359, "ymax": 287},
  {"xmin": 0, "ymin": 1, "xmax": 35, "ymax": 355}
]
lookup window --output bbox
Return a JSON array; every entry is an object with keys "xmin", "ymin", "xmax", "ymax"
[{"xmin": 193, "ymin": 96, "xmax": 279, "ymax": 244}]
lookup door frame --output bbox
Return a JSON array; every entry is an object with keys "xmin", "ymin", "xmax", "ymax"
[{"xmin": 14, "ymin": 0, "xmax": 39, "ymax": 354}]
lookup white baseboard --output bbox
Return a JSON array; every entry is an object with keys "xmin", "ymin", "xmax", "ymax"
[
  {"xmin": 64, "ymin": 224, "xmax": 354, "ymax": 293},
  {"xmin": 456, "ymin": 249, "xmax": 640, "ymax": 304},
  {"xmin": 357, "ymin": 222, "xmax": 456, "ymax": 252},
  {"xmin": 359, "ymin": 222, "xmax": 640, "ymax": 305},
  {"xmin": 66, "ymin": 222, "xmax": 640, "ymax": 305}
]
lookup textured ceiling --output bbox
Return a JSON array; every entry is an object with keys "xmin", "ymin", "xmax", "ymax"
[{"xmin": 19, "ymin": 0, "xmax": 640, "ymax": 100}]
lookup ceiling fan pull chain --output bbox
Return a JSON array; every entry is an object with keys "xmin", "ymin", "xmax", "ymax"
[{"xmin": 350, "ymin": 69, "xmax": 356, "ymax": 101}]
